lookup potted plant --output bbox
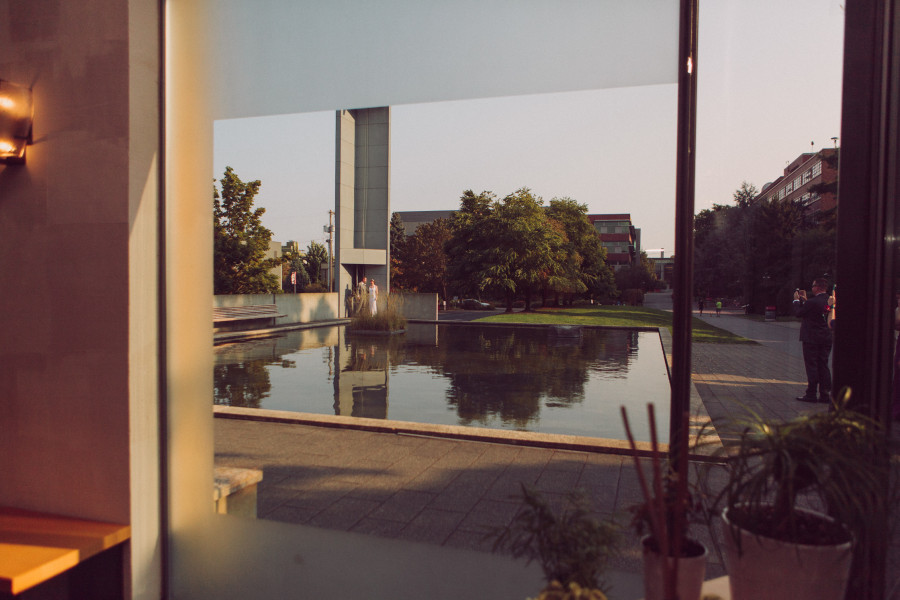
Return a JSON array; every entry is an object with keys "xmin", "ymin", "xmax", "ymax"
[
  {"xmin": 705, "ymin": 388, "xmax": 894, "ymax": 600},
  {"xmin": 621, "ymin": 405, "xmax": 708, "ymax": 600},
  {"xmin": 491, "ymin": 485, "xmax": 620, "ymax": 600}
]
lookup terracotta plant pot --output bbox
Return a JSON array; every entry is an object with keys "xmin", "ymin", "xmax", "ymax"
[
  {"xmin": 641, "ymin": 536, "xmax": 708, "ymax": 600},
  {"xmin": 720, "ymin": 506, "xmax": 853, "ymax": 600}
]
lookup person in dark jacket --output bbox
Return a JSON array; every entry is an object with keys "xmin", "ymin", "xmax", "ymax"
[{"xmin": 792, "ymin": 277, "xmax": 833, "ymax": 403}]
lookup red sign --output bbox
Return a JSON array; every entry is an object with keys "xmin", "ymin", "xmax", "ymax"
[{"xmin": 291, "ymin": 272, "xmax": 297, "ymax": 284}]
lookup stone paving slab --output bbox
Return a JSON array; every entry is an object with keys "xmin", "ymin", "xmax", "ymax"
[
  {"xmin": 213, "ymin": 310, "xmax": 900, "ymax": 593},
  {"xmin": 214, "ymin": 417, "xmax": 729, "ymax": 585}
]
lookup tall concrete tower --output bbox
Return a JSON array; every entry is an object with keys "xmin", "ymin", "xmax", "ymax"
[{"xmin": 334, "ymin": 107, "xmax": 390, "ymax": 316}]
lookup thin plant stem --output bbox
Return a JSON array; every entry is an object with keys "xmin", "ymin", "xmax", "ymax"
[{"xmin": 647, "ymin": 404, "xmax": 677, "ymax": 600}]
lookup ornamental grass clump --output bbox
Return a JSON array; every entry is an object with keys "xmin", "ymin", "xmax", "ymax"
[
  {"xmin": 491, "ymin": 485, "xmax": 620, "ymax": 599},
  {"xmin": 348, "ymin": 293, "xmax": 407, "ymax": 332}
]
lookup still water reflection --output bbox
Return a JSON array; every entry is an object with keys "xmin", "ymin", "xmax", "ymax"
[{"xmin": 213, "ymin": 323, "xmax": 670, "ymax": 441}]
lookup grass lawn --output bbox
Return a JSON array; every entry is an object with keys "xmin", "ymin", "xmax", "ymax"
[{"xmin": 476, "ymin": 305, "xmax": 754, "ymax": 344}]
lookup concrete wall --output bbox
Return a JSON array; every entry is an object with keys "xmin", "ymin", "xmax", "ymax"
[
  {"xmin": 0, "ymin": 1, "xmax": 161, "ymax": 597},
  {"xmin": 335, "ymin": 108, "xmax": 391, "ymax": 316},
  {"xmin": 352, "ymin": 107, "xmax": 390, "ymax": 251},
  {"xmin": 214, "ymin": 293, "xmax": 339, "ymax": 325},
  {"xmin": 399, "ymin": 293, "xmax": 438, "ymax": 321}
]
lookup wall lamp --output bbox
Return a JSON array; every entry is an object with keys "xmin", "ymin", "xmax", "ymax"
[{"xmin": 0, "ymin": 79, "xmax": 34, "ymax": 165}]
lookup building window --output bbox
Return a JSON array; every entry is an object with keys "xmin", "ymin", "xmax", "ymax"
[{"xmin": 812, "ymin": 161, "xmax": 822, "ymax": 177}]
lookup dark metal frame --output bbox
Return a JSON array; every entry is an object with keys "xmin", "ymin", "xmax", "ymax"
[
  {"xmin": 670, "ymin": 0, "xmax": 898, "ymax": 596},
  {"xmin": 670, "ymin": 0, "xmax": 699, "ymax": 469},
  {"xmin": 832, "ymin": 1, "xmax": 899, "ymax": 598}
]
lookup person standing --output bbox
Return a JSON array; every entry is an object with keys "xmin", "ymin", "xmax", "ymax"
[
  {"xmin": 698, "ymin": 298, "xmax": 704, "ymax": 315},
  {"xmin": 368, "ymin": 278, "xmax": 378, "ymax": 316},
  {"xmin": 793, "ymin": 278, "xmax": 833, "ymax": 403},
  {"xmin": 715, "ymin": 299, "xmax": 722, "ymax": 316},
  {"xmin": 355, "ymin": 276, "xmax": 367, "ymax": 314}
]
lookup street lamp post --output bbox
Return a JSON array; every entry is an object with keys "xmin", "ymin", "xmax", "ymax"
[{"xmin": 324, "ymin": 209, "xmax": 335, "ymax": 293}]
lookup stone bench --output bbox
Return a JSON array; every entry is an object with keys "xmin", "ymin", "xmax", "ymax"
[
  {"xmin": 214, "ymin": 466, "xmax": 263, "ymax": 518},
  {"xmin": 213, "ymin": 304, "xmax": 285, "ymax": 324}
]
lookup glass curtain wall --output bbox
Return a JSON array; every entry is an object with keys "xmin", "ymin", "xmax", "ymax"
[{"xmin": 168, "ymin": 0, "xmax": 899, "ymax": 598}]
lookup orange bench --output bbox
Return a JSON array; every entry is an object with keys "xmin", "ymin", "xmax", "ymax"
[{"xmin": 0, "ymin": 507, "xmax": 130, "ymax": 596}]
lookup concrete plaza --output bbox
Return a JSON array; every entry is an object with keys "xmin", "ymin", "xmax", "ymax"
[{"xmin": 214, "ymin": 298, "xmax": 896, "ymax": 598}]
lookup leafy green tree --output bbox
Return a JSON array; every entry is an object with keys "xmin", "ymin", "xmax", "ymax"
[
  {"xmin": 446, "ymin": 190, "xmax": 498, "ymax": 298},
  {"xmin": 694, "ymin": 180, "xmax": 834, "ymax": 314},
  {"xmin": 213, "ymin": 166, "xmax": 281, "ymax": 294},
  {"xmin": 489, "ymin": 188, "xmax": 566, "ymax": 311},
  {"xmin": 282, "ymin": 252, "xmax": 310, "ymax": 292},
  {"xmin": 693, "ymin": 204, "xmax": 746, "ymax": 299},
  {"xmin": 304, "ymin": 241, "xmax": 328, "ymax": 286},
  {"xmin": 398, "ymin": 219, "xmax": 452, "ymax": 298},
  {"xmin": 545, "ymin": 198, "xmax": 615, "ymax": 305},
  {"xmin": 389, "ymin": 212, "xmax": 407, "ymax": 288},
  {"xmin": 614, "ymin": 251, "xmax": 658, "ymax": 294},
  {"xmin": 733, "ymin": 180, "xmax": 758, "ymax": 208}
]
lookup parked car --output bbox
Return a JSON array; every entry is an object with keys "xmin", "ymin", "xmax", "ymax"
[{"xmin": 461, "ymin": 298, "xmax": 492, "ymax": 310}]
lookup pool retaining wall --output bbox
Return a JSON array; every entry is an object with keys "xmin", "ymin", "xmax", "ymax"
[{"xmin": 214, "ymin": 293, "xmax": 339, "ymax": 330}]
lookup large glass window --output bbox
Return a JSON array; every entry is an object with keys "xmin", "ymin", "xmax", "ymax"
[{"xmin": 168, "ymin": 1, "xmax": 899, "ymax": 597}]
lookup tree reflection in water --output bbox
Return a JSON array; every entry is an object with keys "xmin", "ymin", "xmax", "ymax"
[
  {"xmin": 213, "ymin": 324, "xmax": 659, "ymax": 438},
  {"xmin": 392, "ymin": 326, "xmax": 638, "ymax": 429},
  {"xmin": 213, "ymin": 337, "xmax": 297, "ymax": 409}
]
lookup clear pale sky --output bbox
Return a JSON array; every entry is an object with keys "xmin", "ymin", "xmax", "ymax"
[{"xmin": 214, "ymin": 1, "xmax": 845, "ymax": 257}]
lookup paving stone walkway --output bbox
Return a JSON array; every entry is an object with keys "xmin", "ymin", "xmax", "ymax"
[{"xmin": 214, "ymin": 307, "xmax": 898, "ymax": 597}]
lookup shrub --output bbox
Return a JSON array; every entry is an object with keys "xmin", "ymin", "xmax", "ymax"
[{"xmin": 348, "ymin": 293, "xmax": 407, "ymax": 331}]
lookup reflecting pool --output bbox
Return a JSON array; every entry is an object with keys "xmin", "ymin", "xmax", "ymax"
[{"xmin": 213, "ymin": 323, "xmax": 670, "ymax": 441}]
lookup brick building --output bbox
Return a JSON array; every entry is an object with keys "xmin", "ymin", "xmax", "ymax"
[
  {"xmin": 756, "ymin": 147, "xmax": 839, "ymax": 221},
  {"xmin": 586, "ymin": 214, "xmax": 640, "ymax": 269}
]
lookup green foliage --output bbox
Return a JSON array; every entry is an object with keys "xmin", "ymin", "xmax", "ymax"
[
  {"xmin": 619, "ymin": 289, "xmax": 644, "ymax": 306},
  {"xmin": 705, "ymin": 389, "xmax": 896, "ymax": 549},
  {"xmin": 446, "ymin": 190, "xmax": 500, "ymax": 298},
  {"xmin": 491, "ymin": 188, "xmax": 567, "ymax": 311},
  {"xmin": 694, "ymin": 181, "xmax": 835, "ymax": 314},
  {"xmin": 393, "ymin": 218, "xmax": 451, "ymax": 298},
  {"xmin": 732, "ymin": 180, "xmax": 757, "ymax": 208},
  {"xmin": 304, "ymin": 241, "xmax": 328, "ymax": 286},
  {"xmin": 491, "ymin": 485, "xmax": 620, "ymax": 592},
  {"xmin": 477, "ymin": 306, "xmax": 753, "ymax": 344},
  {"xmin": 444, "ymin": 189, "xmax": 620, "ymax": 308},
  {"xmin": 389, "ymin": 212, "xmax": 407, "ymax": 286},
  {"xmin": 545, "ymin": 198, "xmax": 614, "ymax": 305},
  {"xmin": 614, "ymin": 251, "xmax": 658, "ymax": 293},
  {"xmin": 213, "ymin": 166, "xmax": 281, "ymax": 294},
  {"xmin": 282, "ymin": 252, "xmax": 310, "ymax": 292}
]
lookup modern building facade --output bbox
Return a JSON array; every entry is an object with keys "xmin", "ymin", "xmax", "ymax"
[
  {"xmin": 647, "ymin": 252, "xmax": 675, "ymax": 289},
  {"xmin": 394, "ymin": 210, "xmax": 454, "ymax": 235},
  {"xmin": 586, "ymin": 214, "xmax": 640, "ymax": 269},
  {"xmin": 335, "ymin": 108, "xmax": 391, "ymax": 313},
  {"xmin": 755, "ymin": 148, "xmax": 839, "ymax": 220}
]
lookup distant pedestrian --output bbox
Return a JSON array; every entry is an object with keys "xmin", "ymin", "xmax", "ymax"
[
  {"xmin": 715, "ymin": 300, "xmax": 722, "ymax": 316},
  {"xmin": 368, "ymin": 278, "xmax": 378, "ymax": 315},
  {"xmin": 793, "ymin": 278, "xmax": 833, "ymax": 403},
  {"xmin": 698, "ymin": 299, "xmax": 705, "ymax": 315}
]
